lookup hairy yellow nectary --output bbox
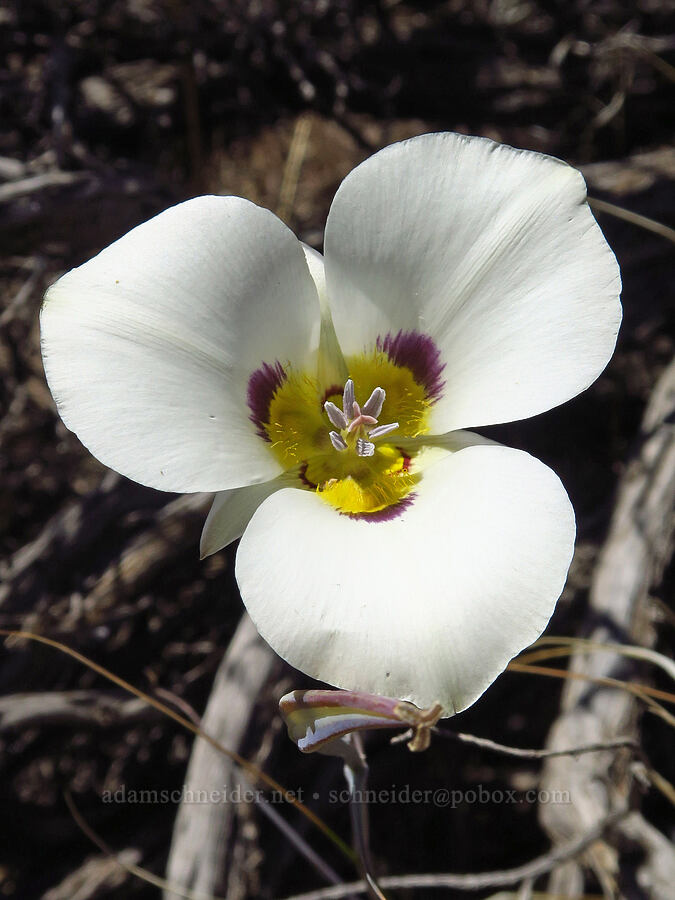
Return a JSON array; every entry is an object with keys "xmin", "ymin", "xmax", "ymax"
[{"xmin": 265, "ymin": 351, "xmax": 430, "ymax": 515}]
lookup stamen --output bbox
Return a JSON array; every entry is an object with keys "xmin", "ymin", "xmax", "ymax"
[
  {"xmin": 329, "ymin": 431, "xmax": 348, "ymax": 451},
  {"xmin": 368, "ymin": 422, "xmax": 399, "ymax": 439},
  {"xmin": 324, "ymin": 401, "xmax": 348, "ymax": 430},
  {"xmin": 343, "ymin": 379, "xmax": 355, "ymax": 419},
  {"xmin": 362, "ymin": 387, "xmax": 385, "ymax": 419},
  {"xmin": 325, "ymin": 377, "xmax": 396, "ymax": 457},
  {"xmin": 356, "ymin": 438, "xmax": 375, "ymax": 457}
]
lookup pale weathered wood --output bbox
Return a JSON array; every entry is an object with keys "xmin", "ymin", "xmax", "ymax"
[
  {"xmin": 41, "ymin": 849, "xmax": 141, "ymax": 900},
  {"xmin": 163, "ymin": 613, "xmax": 277, "ymax": 900},
  {"xmin": 0, "ymin": 483, "xmax": 207, "ymax": 613},
  {"xmin": 539, "ymin": 357, "xmax": 675, "ymax": 898},
  {"xmin": 85, "ymin": 493, "xmax": 209, "ymax": 610},
  {"xmin": 0, "ymin": 690, "xmax": 157, "ymax": 732}
]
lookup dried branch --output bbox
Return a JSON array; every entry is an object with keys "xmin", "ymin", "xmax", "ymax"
[
  {"xmin": 65, "ymin": 791, "xmax": 225, "ymax": 900},
  {"xmin": 0, "ymin": 255, "xmax": 46, "ymax": 327},
  {"xmin": 164, "ymin": 614, "xmax": 344, "ymax": 899},
  {"xmin": 0, "ymin": 690, "xmax": 158, "ymax": 733},
  {"xmin": 432, "ymin": 729, "xmax": 640, "ymax": 761},
  {"xmin": 0, "ymin": 627, "xmax": 354, "ymax": 862},
  {"xmin": 539, "ymin": 356, "xmax": 675, "ymax": 897},
  {"xmin": 0, "ymin": 171, "xmax": 88, "ymax": 203},
  {"xmin": 281, "ymin": 806, "xmax": 629, "ymax": 899}
]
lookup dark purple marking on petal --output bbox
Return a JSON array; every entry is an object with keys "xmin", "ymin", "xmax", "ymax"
[
  {"xmin": 298, "ymin": 463, "xmax": 317, "ymax": 490},
  {"xmin": 345, "ymin": 494, "xmax": 416, "ymax": 523},
  {"xmin": 321, "ymin": 383, "xmax": 343, "ymax": 405},
  {"xmin": 376, "ymin": 330, "xmax": 445, "ymax": 401},
  {"xmin": 247, "ymin": 361, "xmax": 286, "ymax": 440}
]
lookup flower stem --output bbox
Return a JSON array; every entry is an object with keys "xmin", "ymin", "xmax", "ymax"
[{"xmin": 342, "ymin": 735, "xmax": 388, "ymax": 900}]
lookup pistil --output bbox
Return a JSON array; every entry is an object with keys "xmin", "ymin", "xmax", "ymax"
[{"xmin": 324, "ymin": 378, "xmax": 399, "ymax": 457}]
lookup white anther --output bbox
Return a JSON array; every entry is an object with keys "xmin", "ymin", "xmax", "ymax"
[
  {"xmin": 362, "ymin": 387, "xmax": 386, "ymax": 419},
  {"xmin": 368, "ymin": 422, "xmax": 399, "ymax": 439},
  {"xmin": 343, "ymin": 379, "xmax": 355, "ymax": 419},
  {"xmin": 325, "ymin": 378, "xmax": 395, "ymax": 456},
  {"xmin": 324, "ymin": 401, "xmax": 348, "ymax": 430},
  {"xmin": 356, "ymin": 438, "xmax": 375, "ymax": 457}
]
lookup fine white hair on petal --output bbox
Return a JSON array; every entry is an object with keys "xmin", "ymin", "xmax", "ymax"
[
  {"xmin": 41, "ymin": 196, "xmax": 321, "ymax": 493},
  {"xmin": 323, "ymin": 132, "xmax": 622, "ymax": 432},
  {"xmin": 236, "ymin": 438, "xmax": 576, "ymax": 716}
]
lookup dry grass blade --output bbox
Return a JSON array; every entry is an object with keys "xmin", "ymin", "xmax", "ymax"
[
  {"xmin": 65, "ymin": 792, "xmax": 227, "ymax": 900},
  {"xmin": 0, "ymin": 628, "xmax": 356, "ymax": 863},
  {"xmin": 589, "ymin": 196, "xmax": 675, "ymax": 243},
  {"xmin": 639, "ymin": 766, "xmax": 675, "ymax": 809},
  {"xmin": 277, "ymin": 115, "xmax": 313, "ymax": 224},
  {"xmin": 280, "ymin": 807, "xmax": 629, "ymax": 899},
  {"xmin": 165, "ymin": 615, "xmax": 345, "ymax": 897},
  {"xmin": 507, "ymin": 660, "xmax": 675, "ymax": 721},
  {"xmin": 525, "ymin": 638, "xmax": 675, "ymax": 681}
]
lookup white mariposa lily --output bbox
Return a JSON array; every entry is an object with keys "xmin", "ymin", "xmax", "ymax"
[{"xmin": 40, "ymin": 132, "xmax": 621, "ymax": 715}]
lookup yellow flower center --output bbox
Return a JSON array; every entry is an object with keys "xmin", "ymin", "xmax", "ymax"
[{"xmin": 264, "ymin": 350, "xmax": 431, "ymax": 516}]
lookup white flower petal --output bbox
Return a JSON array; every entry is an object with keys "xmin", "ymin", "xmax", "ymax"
[
  {"xmin": 301, "ymin": 243, "xmax": 328, "ymax": 308},
  {"xmin": 302, "ymin": 243, "xmax": 347, "ymax": 387},
  {"xmin": 236, "ymin": 439, "xmax": 575, "ymax": 715},
  {"xmin": 200, "ymin": 476, "xmax": 293, "ymax": 558},
  {"xmin": 41, "ymin": 196, "xmax": 321, "ymax": 493},
  {"xmin": 324, "ymin": 132, "xmax": 621, "ymax": 432}
]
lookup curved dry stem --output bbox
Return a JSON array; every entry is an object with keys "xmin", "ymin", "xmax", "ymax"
[
  {"xmin": 277, "ymin": 115, "xmax": 313, "ymax": 224},
  {"xmin": 507, "ymin": 660, "xmax": 675, "ymax": 726},
  {"xmin": 65, "ymin": 791, "xmax": 226, "ymax": 900},
  {"xmin": 638, "ymin": 764, "xmax": 675, "ymax": 809},
  {"xmin": 525, "ymin": 637, "xmax": 675, "ymax": 682},
  {"xmin": 0, "ymin": 628, "xmax": 356, "ymax": 863},
  {"xmin": 589, "ymin": 196, "xmax": 675, "ymax": 244},
  {"xmin": 432, "ymin": 729, "xmax": 640, "ymax": 761},
  {"xmin": 343, "ymin": 736, "xmax": 388, "ymax": 900},
  {"xmin": 280, "ymin": 806, "xmax": 630, "ymax": 899}
]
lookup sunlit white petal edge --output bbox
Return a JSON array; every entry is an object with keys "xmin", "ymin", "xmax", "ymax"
[
  {"xmin": 324, "ymin": 132, "xmax": 622, "ymax": 433},
  {"xmin": 236, "ymin": 439, "xmax": 576, "ymax": 714},
  {"xmin": 40, "ymin": 132, "xmax": 622, "ymax": 716},
  {"xmin": 40, "ymin": 196, "xmax": 321, "ymax": 493}
]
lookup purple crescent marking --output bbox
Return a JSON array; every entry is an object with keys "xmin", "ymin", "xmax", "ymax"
[
  {"xmin": 346, "ymin": 494, "xmax": 416, "ymax": 523},
  {"xmin": 247, "ymin": 361, "xmax": 287, "ymax": 439},
  {"xmin": 376, "ymin": 330, "xmax": 445, "ymax": 401}
]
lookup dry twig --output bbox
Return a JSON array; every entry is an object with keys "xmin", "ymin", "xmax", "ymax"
[{"xmin": 281, "ymin": 806, "xmax": 630, "ymax": 899}]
